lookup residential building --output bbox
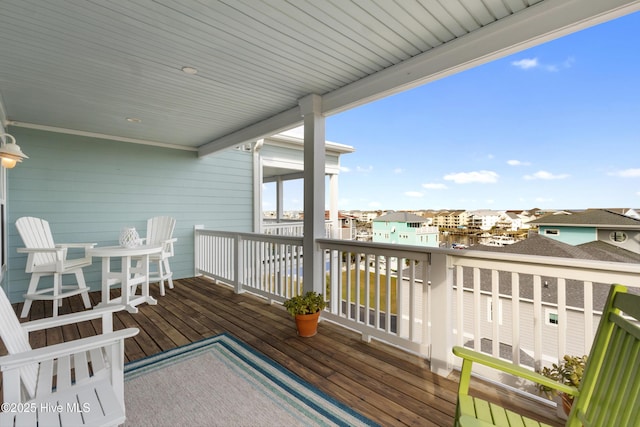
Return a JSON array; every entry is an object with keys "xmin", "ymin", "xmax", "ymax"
[
  {"xmin": 529, "ymin": 209, "xmax": 640, "ymax": 254},
  {"xmin": 372, "ymin": 212, "xmax": 439, "ymax": 247},
  {"xmin": 467, "ymin": 210, "xmax": 503, "ymax": 230},
  {"xmin": 465, "ymin": 233, "xmax": 640, "ymax": 363},
  {"xmin": 432, "ymin": 210, "xmax": 451, "ymax": 228},
  {"xmin": 495, "ymin": 211, "xmax": 521, "ymax": 231}
]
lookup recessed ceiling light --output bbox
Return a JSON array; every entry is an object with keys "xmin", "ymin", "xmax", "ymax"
[
  {"xmin": 126, "ymin": 117, "xmax": 142, "ymax": 123},
  {"xmin": 181, "ymin": 66, "xmax": 198, "ymax": 75}
]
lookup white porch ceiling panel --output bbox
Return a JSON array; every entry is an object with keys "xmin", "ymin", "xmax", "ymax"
[{"xmin": 0, "ymin": 1, "xmax": 638, "ymax": 154}]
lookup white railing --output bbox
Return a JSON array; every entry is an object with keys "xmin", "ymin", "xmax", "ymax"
[
  {"xmin": 194, "ymin": 228, "xmax": 640, "ymax": 399},
  {"xmin": 195, "ymin": 228, "xmax": 304, "ymax": 301},
  {"xmin": 262, "ymin": 220, "xmax": 335, "ymax": 238},
  {"xmin": 263, "ymin": 221, "xmax": 305, "ymax": 237}
]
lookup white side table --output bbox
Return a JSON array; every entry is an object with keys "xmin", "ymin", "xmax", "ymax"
[{"xmin": 89, "ymin": 244, "xmax": 162, "ymax": 313}]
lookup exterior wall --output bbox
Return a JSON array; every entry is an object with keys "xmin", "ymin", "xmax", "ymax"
[
  {"xmin": 455, "ymin": 291, "xmax": 595, "ymax": 367},
  {"xmin": 4, "ymin": 127, "xmax": 253, "ymax": 302},
  {"xmin": 596, "ymin": 228, "xmax": 640, "ymax": 254},
  {"xmin": 539, "ymin": 226, "xmax": 597, "ymax": 245}
]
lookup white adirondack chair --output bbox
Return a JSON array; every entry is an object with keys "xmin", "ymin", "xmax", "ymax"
[
  {"xmin": 140, "ymin": 216, "xmax": 177, "ymax": 296},
  {"xmin": 16, "ymin": 216, "xmax": 95, "ymax": 318},
  {"xmin": 0, "ymin": 286, "xmax": 139, "ymax": 426}
]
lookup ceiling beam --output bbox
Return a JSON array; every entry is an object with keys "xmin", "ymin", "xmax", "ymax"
[{"xmin": 198, "ymin": 106, "xmax": 302, "ymax": 158}]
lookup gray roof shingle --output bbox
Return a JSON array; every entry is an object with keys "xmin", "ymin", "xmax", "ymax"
[
  {"xmin": 373, "ymin": 211, "xmax": 427, "ymax": 223},
  {"xmin": 529, "ymin": 209, "xmax": 640, "ymax": 228}
]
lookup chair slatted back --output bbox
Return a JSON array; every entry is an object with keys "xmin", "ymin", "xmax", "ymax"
[
  {"xmin": 0, "ymin": 287, "xmax": 38, "ymax": 398},
  {"xmin": 16, "ymin": 216, "xmax": 57, "ymax": 271},
  {"xmin": 569, "ymin": 284, "xmax": 640, "ymax": 426},
  {"xmin": 147, "ymin": 216, "xmax": 176, "ymax": 253}
]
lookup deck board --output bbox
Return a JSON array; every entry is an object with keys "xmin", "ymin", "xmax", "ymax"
[{"xmin": 2, "ymin": 276, "xmax": 564, "ymax": 426}]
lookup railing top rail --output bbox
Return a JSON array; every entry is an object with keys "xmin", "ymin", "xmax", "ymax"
[
  {"xmin": 451, "ymin": 248, "xmax": 640, "ymax": 273},
  {"xmin": 317, "ymin": 238, "xmax": 434, "ymax": 260},
  {"xmin": 196, "ymin": 228, "xmax": 304, "ymax": 245}
]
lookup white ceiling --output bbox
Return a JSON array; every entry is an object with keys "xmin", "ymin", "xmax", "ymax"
[{"xmin": 1, "ymin": 0, "xmax": 639, "ymax": 155}]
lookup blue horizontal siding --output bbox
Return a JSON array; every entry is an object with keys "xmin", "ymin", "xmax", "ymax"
[{"xmin": 4, "ymin": 127, "xmax": 253, "ymax": 303}]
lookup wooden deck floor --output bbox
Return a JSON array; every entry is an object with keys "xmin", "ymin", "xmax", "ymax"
[{"xmin": 5, "ymin": 276, "xmax": 563, "ymax": 426}]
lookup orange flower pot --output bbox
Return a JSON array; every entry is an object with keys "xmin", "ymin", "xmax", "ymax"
[
  {"xmin": 294, "ymin": 311, "xmax": 321, "ymax": 337},
  {"xmin": 561, "ymin": 393, "xmax": 573, "ymax": 416}
]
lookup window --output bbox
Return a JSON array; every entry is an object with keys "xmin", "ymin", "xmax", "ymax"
[
  {"xmin": 544, "ymin": 229, "xmax": 560, "ymax": 236},
  {"xmin": 546, "ymin": 309, "xmax": 559, "ymax": 326},
  {"xmin": 487, "ymin": 298, "xmax": 503, "ymax": 324},
  {"xmin": 610, "ymin": 231, "xmax": 627, "ymax": 243}
]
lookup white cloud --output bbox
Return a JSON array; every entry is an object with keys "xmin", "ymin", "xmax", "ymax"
[
  {"xmin": 486, "ymin": 199, "xmax": 495, "ymax": 205},
  {"xmin": 339, "ymin": 166, "xmax": 351, "ymax": 173},
  {"xmin": 523, "ymin": 170, "xmax": 570, "ymax": 180},
  {"xmin": 393, "ymin": 168, "xmax": 404, "ymax": 174},
  {"xmin": 512, "ymin": 56, "xmax": 574, "ymax": 72},
  {"xmin": 536, "ymin": 197, "xmax": 553, "ymax": 202},
  {"xmin": 368, "ymin": 201, "xmax": 381, "ymax": 208},
  {"xmin": 609, "ymin": 168, "xmax": 640, "ymax": 177},
  {"xmin": 422, "ymin": 183, "xmax": 447, "ymax": 190},
  {"xmin": 444, "ymin": 170, "xmax": 499, "ymax": 184},
  {"xmin": 404, "ymin": 191, "xmax": 424, "ymax": 198},
  {"xmin": 507, "ymin": 159, "xmax": 531, "ymax": 166},
  {"xmin": 356, "ymin": 165, "xmax": 373, "ymax": 173},
  {"xmin": 512, "ymin": 58, "xmax": 538, "ymax": 69}
]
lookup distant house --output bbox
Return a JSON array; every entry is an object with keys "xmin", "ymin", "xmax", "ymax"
[
  {"xmin": 372, "ymin": 212, "xmax": 439, "ymax": 247},
  {"xmin": 468, "ymin": 210, "xmax": 503, "ymax": 231},
  {"xmin": 528, "ymin": 209, "xmax": 640, "ymax": 254},
  {"xmin": 432, "ymin": 210, "xmax": 450, "ymax": 228},
  {"xmin": 429, "ymin": 234, "xmax": 640, "ymax": 370},
  {"xmin": 329, "ymin": 211, "xmax": 356, "ymax": 240},
  {"xmin": 500, "ymin": 209, "xmax": 539, "ymax": 230},
  {"xmin": 495, "ymin": 211, "xmax": 520, "ymax": 231}
]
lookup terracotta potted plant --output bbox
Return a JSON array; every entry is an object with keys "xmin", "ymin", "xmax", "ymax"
[
  {"xmin": 283, "ymin": 291, "xmax": 327, "ymax": 337},
  {"xmin": 537, "ymin": 354, "xmax": 587, "ymax": 415}
]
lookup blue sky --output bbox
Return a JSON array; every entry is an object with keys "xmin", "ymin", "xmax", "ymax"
[{"xmin": 265, "ymin": 11, "xmax": 640, "ymax": 213}]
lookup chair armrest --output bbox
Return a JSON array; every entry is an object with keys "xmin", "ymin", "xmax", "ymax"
[
  {"xmin": 0, "ymin": 328, "xmax": 139, "ymax": 371},
  {"xmin": 56, "ymin": 243, "xmax": 97, "ymax": 249},
  {"xmin": 17, "ymin": 246, "xmax": 68, "ymax": 263},
  {"xmin": 21, "ymin": 305, "xmax": 125, "ymax": 334},
  {"xmin": 17, "ymin": 247, "xmax": 64, "ymax": 254},
  {"xmin": 453, "ymin": 346, "xmax": 579, "ymax": 396},
  {"xmin": 161, "ymin": 238, "xmax": 177, "ymax": 253}
]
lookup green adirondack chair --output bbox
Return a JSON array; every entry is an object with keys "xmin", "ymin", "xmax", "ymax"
[{"xmin": 452, "ymin": 284, "xmax": 640, "ymax": 427}]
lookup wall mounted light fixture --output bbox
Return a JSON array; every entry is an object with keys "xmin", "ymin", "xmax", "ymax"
[{"xmin": 0, "ymin": 133, "xmax": 29, "ymax": 168}]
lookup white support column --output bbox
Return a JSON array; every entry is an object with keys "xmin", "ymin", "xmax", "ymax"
[
  {"xmin": 429, "ymin": 252, "xmax": 454, "ymax": 376},
  {"xmin": 253, "ymin": 139, "xmax": 264, "ymax": 233},
  {"xmin": 329, "ymin": 174, "xmax": 339, "ymax": 238},
  {"xmin": 276, "ymin": 177, "xmax": 284, "ymax": 223},
  {"xmin": 299, "ymin": 94, "xmax": 325, "ymax": 294}
]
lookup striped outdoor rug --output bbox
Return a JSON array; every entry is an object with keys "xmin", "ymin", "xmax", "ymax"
[{"xmin": 124, "ymin": 333, "xmax": 378, "ymax": 426}]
